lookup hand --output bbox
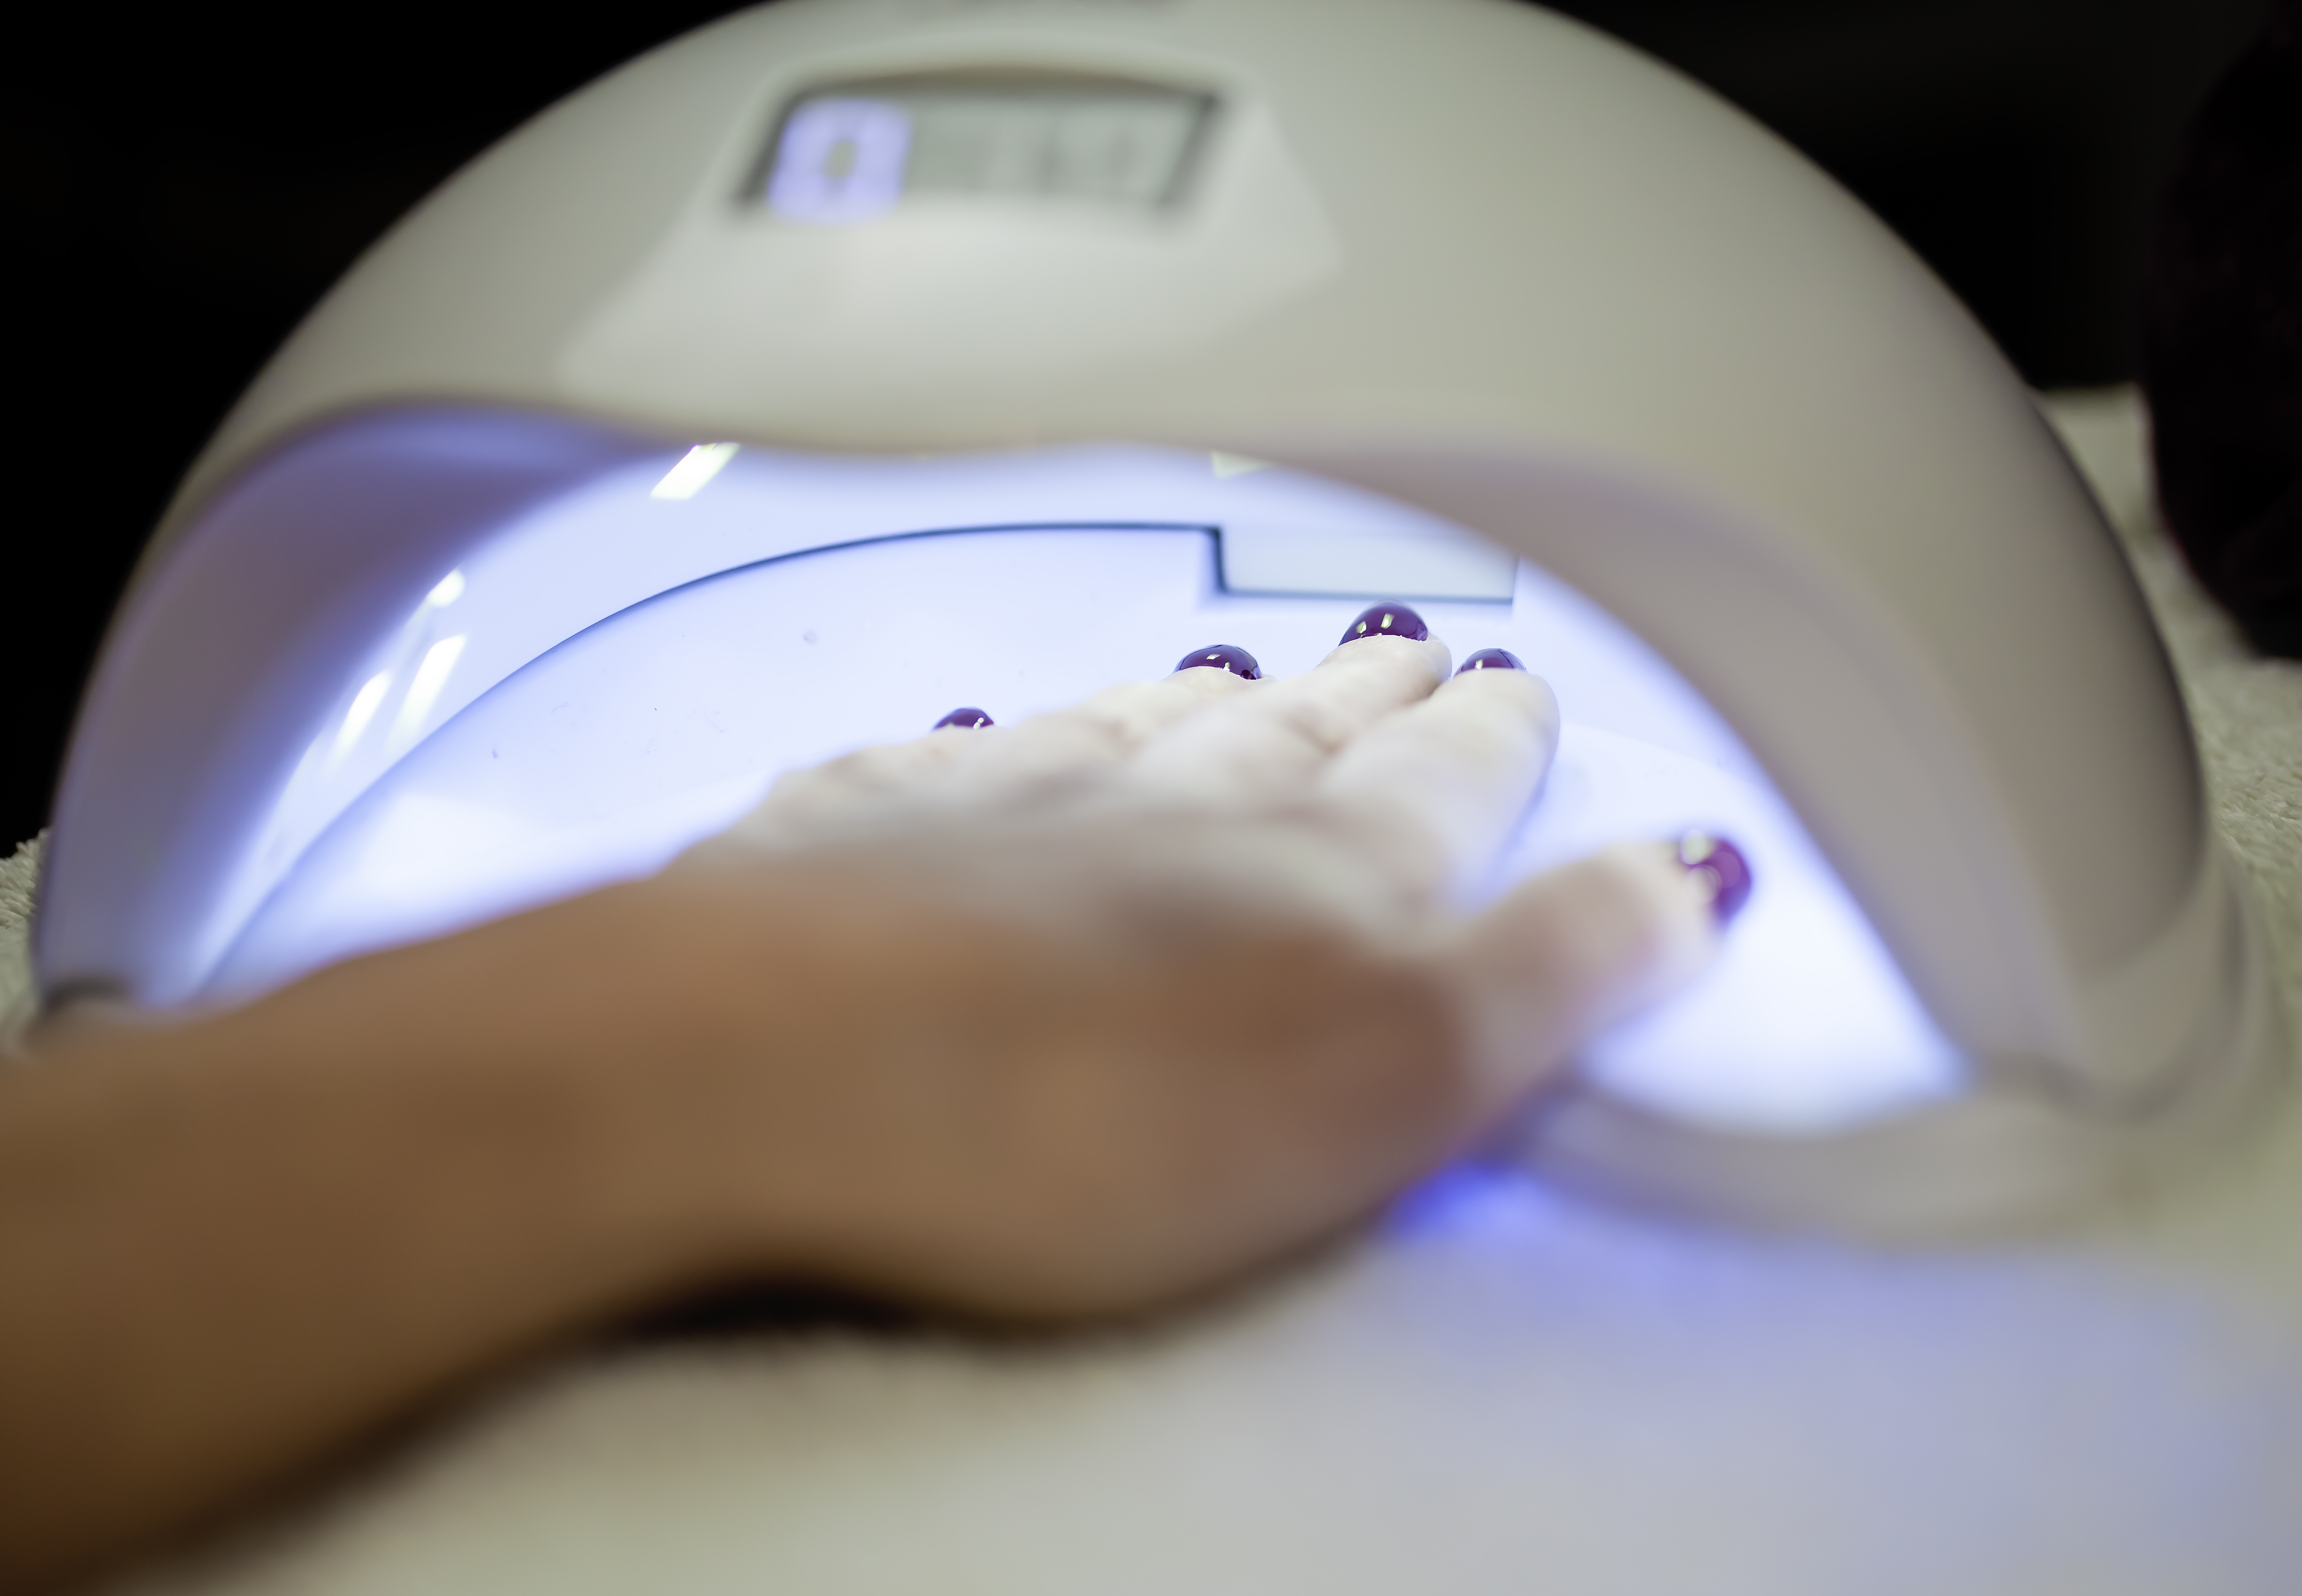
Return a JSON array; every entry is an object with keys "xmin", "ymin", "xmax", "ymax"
[
  {"xmin": 0, "ymin": 614, "xmax": 1731, "ymax": 1587},
  {"xmin": 638, "ymin": 620, "xmax": 1726, "ymax": 1315}
]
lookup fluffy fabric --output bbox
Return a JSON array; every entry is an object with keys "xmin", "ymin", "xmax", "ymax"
[
  {"xmin": 2142, "ymin": 0, "xmax": 2302, "ymax": 655},
  {"xmin": 0, "ymin": 834, "xmax": 38, "ymax": 1052},
  {"xmin": 2052, "ymin": 388, "xmax": 2302, "ymax": 975}
]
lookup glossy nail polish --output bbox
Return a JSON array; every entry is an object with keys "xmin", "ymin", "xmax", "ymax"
[
  {"xmin": 1340, "ymin": 602, "xmax": 1429, "ymax": 645},
  {"xmin": 1455, "ymin": 647, "xmax": 1526, "ymax": 675},
  {"xmin": 1176, "ymin": 644, "xmax": 1263, "ymax": 679},
  {"xmin": 933, "ymin": 707, "xmax": 994, "ymax": 730},
  {"xmin": 1676, "ymin": 832, "xmax": 1753, "ymax": 925}
]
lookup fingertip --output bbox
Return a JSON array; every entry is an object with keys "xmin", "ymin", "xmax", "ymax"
[
  {"xmin": 1581, "ymin": 841, "xmax": 1723, "ymax": 1028},
  {"xmin": 1333, "ymin": 601, "xmax": 1453, "ymax": 678},
  {"xmin": 1165, "ymin": 661, "xmax": 1264, "ymax": 707},
  {"xmin": 1436, "ymin": 658, "xmax": 1554, "ymax": 705},
  {"xmin": 1425, "ymin": 665, "xmax": 1560, "ymax": 757},
  {"xmin": 1315, "ymin": 632, "xmax": 1452, "ymax": 684},
  {"xmin": 1602, "ymin": 839, "xmax": 1726, "ymax": 947},
  {"xmin": 1672, "ymin": 831, "xmax": 1754, "ymax": 926},
  {"xmin": 1338, "ymin": 601, "xmax": 1430, "ymax": 646},
  {"xmin": 1174, "ymin": 644, "xmax": 1264, "ymax": 680},
  {"xmin": 1445, "ymin": 842, "xmax": 1723, "ymax": 1102}
]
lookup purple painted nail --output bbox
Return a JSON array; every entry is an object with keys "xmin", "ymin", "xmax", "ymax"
[
  {"xmin": 1176, "ymin": 644, "xmax": 1263, "ymax": 679},
  {"xmin": 1340, "ymin": 602, "xmax": 1429, "ymax": 645},
  {"xmin": 1456, "ymin": 647, "xmax": 1526, "ymax": 675},
  {"xmin": 1675, "ymin": 832, "xmax": 1753, "ymax": 925},
  {"xmin": 933, "ymin": 707, "xmax": 994, "ymax": 730}
]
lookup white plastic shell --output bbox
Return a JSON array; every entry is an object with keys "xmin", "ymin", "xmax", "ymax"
[{"xmin": 38, "ymin": 0, "xmax": 2281, "ymax": 1230}]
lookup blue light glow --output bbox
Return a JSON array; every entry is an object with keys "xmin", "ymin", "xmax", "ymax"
[{"xmin": 199, "ymin": 439, "xmax": 1965, "ymax": 1134}]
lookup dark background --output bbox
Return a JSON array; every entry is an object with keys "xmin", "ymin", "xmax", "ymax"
[{"xmin": 0, "ymin": 0, "xmax": 2272, "ymax": 848}]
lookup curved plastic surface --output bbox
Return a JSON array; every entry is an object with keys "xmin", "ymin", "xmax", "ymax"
[
  {"xmin": 45, "ymin": 412, "xmax": 1959, "ymax": 1133},
  {"xmin": 117, "ymin": 0, "xmax": 2208, "ymax": 1109},
  {"xmin": 44, "ymin": 0, "xmax": 2267, "ymax": 1225}
]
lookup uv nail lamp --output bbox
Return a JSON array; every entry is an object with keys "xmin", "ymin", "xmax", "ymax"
[{"xmin": 37, "ymin": 0, "xmax": 2281, "ymax": 1232}]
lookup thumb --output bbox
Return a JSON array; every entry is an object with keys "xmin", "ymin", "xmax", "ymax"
[{"xmin": 1435, "ymin": 840, "xmax": 1739, "ymax": 1114}]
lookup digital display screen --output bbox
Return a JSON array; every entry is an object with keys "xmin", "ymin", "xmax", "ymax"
[{"xmin": 758, "ymin": 76, "xmax": 1215, "ymax": 223}]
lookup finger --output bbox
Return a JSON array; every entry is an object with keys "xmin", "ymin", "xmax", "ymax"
[
  {"xmin": 1314, "ymin": 665, "xmax": 1561, "ymax": 902},
  {"xmin": 1127, "ymin": 635, "xmax": 1452, "ymax": 809},
  {"xmin": 943, "ymin": 664, "xmax": 1254, "ymax": 802},
  {"xmin": 723, "ymin": 666, "xmax": 1254, "ymax": 851},
  {"xmin": 723, "ymin": 722, "xmax": 1006, "ymax": 847},
  {"xmin": 1436, "ymin": 842, "xmax": 1722, "ymax": 1110}
]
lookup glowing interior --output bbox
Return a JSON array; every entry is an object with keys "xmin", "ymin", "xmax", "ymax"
[{"xmin": 191, "ymin": 428, "xmax": 1963, "ymax": 1133}]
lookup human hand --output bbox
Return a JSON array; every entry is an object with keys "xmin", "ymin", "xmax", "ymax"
[
  {"xmin": 0, "ymin": 605, "xmax": 1746, "ymax": 1585},
  {"xmin": 628, "ymin": 605, "xmax": 1740, "ymax": 1316}
]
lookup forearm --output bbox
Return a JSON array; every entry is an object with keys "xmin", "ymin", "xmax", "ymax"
[
  {"xmin": 0, "ymin": 886, "xmax": 765, "ymax": 1590},
  {"xmin": 0, "ymin": 819, "xmax": 1703, "ymax": 1587}
]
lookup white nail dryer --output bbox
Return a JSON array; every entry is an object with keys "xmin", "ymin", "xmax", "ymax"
[{"xmin": 37, "ymin": 0, "xmax": 2283, "ymax": 1233}]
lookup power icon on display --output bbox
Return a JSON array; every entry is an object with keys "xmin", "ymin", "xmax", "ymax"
[{"xmin": 767, "ymin": 98, "xmax": 913, "ymax": 223}]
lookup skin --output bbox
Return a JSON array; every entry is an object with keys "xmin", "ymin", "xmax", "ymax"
[{"xmin": 0, "ymin": 632, "xmax": 1719, "ymax": 1591}]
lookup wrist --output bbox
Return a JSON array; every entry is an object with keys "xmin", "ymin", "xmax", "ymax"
[
  {"xmin": 191, "ymin": 883, "xmax": 802, "ymax": 1316},
  {"xmin": 0, "ymin": 891, "xmax": 782, "ymax": 1580}
]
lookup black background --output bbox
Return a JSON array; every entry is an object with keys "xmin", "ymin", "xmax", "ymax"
[{"xmin": 0, "ymin": 0, "xmax": 2271, "ymax": 849}]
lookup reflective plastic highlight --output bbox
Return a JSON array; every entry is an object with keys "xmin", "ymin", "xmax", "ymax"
[
  {"xmin": 650, "ymin": 443, "xmax": 739, "ymax": 501},
  {"xmin": 390, "ymin": 636, "xmax": 466, "ymax": 752},
  {"xmin": 331, "ymin": 672, "xmax": 392, "ymax": 761},
  {"xmin": 426, "ymin": 569, "xmax": 466, "ymax": 607}
]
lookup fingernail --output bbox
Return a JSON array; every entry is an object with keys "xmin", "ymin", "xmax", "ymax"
[
  {"xmin": 933, "ymin": 707, "xmax": 994, "ymax": 730},
  {"xmin": 1176, "ymin": 644, "xmax": 1263, "ymax": 679},
  {"xmin": 1340, "ymin": 602, "xmax": 1429, "ymax": 645},
  {"xmin": 1455, "ymin": 647, "xmax": 1525, "ymax": 675},
  {"xmin": 1675, "ymin": 832, "xmax": 1753, "ymax": 925}
]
